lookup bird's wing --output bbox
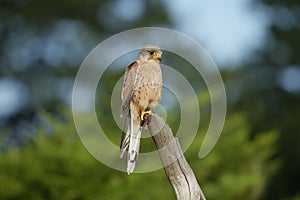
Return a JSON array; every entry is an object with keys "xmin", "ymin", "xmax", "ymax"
[
  {"xmin": 120, "ymin": 61, "xmax": 138, "ymax": 149},
  {"xmin": 121, "ymin": 61, "xmax": 138, "ymax": 111}
]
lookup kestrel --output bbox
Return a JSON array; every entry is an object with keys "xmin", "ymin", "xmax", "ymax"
[{"xmin": 120, "ymin": 45, "xmax": 163, "ymax": 174}]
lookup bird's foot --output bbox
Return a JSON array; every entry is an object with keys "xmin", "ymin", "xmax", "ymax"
[{"xmin": 140, "ymin": 110, "xmax": 151, "ymax": 121}]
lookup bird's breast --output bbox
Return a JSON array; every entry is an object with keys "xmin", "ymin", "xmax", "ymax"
[{"xmin": 131, "ymin": 62, "xmax": 162, "ymax": 109}]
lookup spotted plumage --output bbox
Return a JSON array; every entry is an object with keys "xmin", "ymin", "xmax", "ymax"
[{"xmin": 120, "ymin": 45, "xmax": 163, "ymax": 174}]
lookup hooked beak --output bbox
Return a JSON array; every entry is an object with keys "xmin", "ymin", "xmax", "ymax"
[{"xmin": 154, "ymin": 52, "xmax": 162, "ymax": 61}]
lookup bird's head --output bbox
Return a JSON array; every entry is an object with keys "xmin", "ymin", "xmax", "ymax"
[{"xmin": 137, "ymin": 45, "xmax": 162, "ymax": 62}]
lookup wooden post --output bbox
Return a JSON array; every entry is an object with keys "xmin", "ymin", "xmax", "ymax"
[{"xmin": 146, "ymin": 113, "xmax": 206, "ymax": 200}]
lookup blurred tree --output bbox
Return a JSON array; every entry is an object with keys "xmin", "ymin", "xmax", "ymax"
[
  {"xmin": 189, "ymin": 112, "xmax": 279, "ymax": 200},
  {"xmin": 0, "ymin": 0, "xmax": 172, "ymax": 149},
  {"xmin": 0, "ymin": 110, "xmax": 175, "ymax": 200},
  {"xmin": 0, "ymin": 108, "xmax": 278, "ymax": 200},
  {"xmin": 0, "ymin": 0, "xmax": 298, "ymax": 199},
  {"xmin": 224, "ymin": 0, "xmax": 300, "ymax": 198}
]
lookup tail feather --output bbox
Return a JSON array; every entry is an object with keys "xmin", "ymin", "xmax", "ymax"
[
  {"xmin": 120, "ymin": 116, "xmax": 142, "ymax": 175},
  {"xmin": 120, "ymin": 115, "xmax": 131, "ymax": 158},
  {"xmin": 127, "ymin": 119, "xmax": 142, "ymax": 175},
  {"xmin": 120, "ymin": 133, "xmax": 130, "ymax": 158},
  {"xmin": 120, "ymin": 104, "xmax": 130, "ymax": 157}
]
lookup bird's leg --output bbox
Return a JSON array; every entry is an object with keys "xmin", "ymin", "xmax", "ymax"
[
  {"xmin": 140, "ymin": 110, "xmax": 151, "ymax": 121},
  {"xmin": 144, "ymin": 113, "xmax": 151, "ymax": 128},
  {"xmin": 140, "ymin": 110, "xmax": 151, "ymax": 129}
]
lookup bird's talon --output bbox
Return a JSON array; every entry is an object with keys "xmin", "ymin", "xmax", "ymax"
[{"xmin": 140, "ymin": 110, "xmax": 151, "ymax": 121}]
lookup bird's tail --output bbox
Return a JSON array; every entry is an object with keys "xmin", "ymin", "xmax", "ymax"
[
  {"xmin": 120, "ymin": 118, "xmax": 142, "ymax": 175},
  {"xmin": 127, "ymin": 120, "xmax": 142, "ymax": 174}
]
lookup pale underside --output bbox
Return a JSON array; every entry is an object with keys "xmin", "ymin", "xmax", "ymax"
[{"xmin": 120, "ymin": 46, "xmax": 162, "ymax": 174}]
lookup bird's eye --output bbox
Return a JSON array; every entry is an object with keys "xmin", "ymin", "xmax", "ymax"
[{"xmin": 149, "ymin": 51, "xmax": 154, "ymax": 55}]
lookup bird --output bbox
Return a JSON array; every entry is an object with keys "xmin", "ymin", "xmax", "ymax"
[{"xmin": 120, "ymin": 45, "xmax": 163, "ymax": 175}]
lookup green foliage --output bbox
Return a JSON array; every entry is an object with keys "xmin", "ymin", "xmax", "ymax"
[
  {"xmin": 1, "ymin": 0, "xmax": 298, "ymax": 198},
  {"xmin": 0, "ymin": 112, "xmax": 174, "ymax": 200},
  {"xmin": 0, "ymin": 110, "xmax": 279, "ymax": 199},
  {"xmin": 186, "ymin": 113, "xmax": 279, "ymax": 200}
]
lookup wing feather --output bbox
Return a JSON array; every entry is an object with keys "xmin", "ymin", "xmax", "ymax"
[
  {"xmin": 121, "ymin": 61, "xmax": 138, "ymax": 114},
  {"xmin": 120, "ymin": 61, "xmax": 139, "ymax": 150}
]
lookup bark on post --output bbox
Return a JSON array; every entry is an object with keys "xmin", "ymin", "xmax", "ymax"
[{"xmin": 146, "ymin": 113, "xmax": 206, "ymax": 200}]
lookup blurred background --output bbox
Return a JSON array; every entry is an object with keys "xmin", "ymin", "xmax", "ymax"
[{"xmin": 0, "ymin": 0, "xmax": 300, "ymax": 199}]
